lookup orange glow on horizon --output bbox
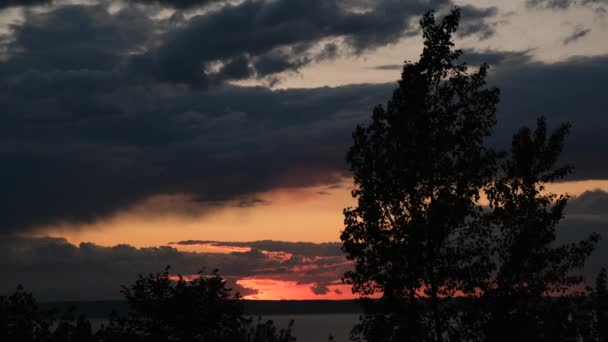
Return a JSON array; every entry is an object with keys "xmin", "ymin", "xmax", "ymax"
[
  {"xmin": 34, "ymin": 178, "xmax": 356, "ymax": 248},
  {"xmin": 169, "ymin": 242, "xmax": 252, "ymax": 254},
  {"xmin": 237, "ymin": 278, "xmax": 360, "ymax": 300},
  {"xmin": 22, "ymin": 179, "xmax": 608, "ymax": 300}
]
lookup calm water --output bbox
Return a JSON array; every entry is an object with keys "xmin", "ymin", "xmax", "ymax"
[{"xmin": 91, "ymin": 314, "xmax": 360, "ymax": 342}]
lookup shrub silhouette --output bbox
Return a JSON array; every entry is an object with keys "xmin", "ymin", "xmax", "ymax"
[
  {"xmin": 100, "ymin": 267, "xmax": 246, "ymax": 342},
  {"xmin": 51, "ymin": 315, "xmax": 96, "ymax": 342},
  {"xmin": 0, "ymin": 285, "xmax": 54, "ymax": 342},
  {"xmin": 0, "ymin": 285, "xmax": 98, "ymax": 342},
  {"xmin": 98, "ymin": 266, "xmax": 296, "ymax": 342}
]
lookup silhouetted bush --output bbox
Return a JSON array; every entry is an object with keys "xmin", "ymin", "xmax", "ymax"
[
  {"xmin": 97, "ymin": 266, "xmax": 296, "ymax": 342},
  {"xmin": 0, "ymin": 285, "xmax": 53, "ymax": 342},
  {"xmin": 245, "ymin": 317, "xmax": 295, "ymax": 342},
  {"xmin": 98, "ymin": 267, "xmax": 246, "ymax": 342},
  {"xmin": 51, "ymin": 315, "xmax": 96, "ymax": 342}
]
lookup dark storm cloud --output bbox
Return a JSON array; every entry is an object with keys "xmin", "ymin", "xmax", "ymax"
[
  {"xmin": 130, "ymin": 0, "xmax": 223, "ymax": 9},
  {"xmin": 127, "ymin": 0, "xmax": 499, "ymax": 86},
  {"xmin": 559, "ymin": 190, "xmax": 608, "ymax": 277},
  {"xmin": 0, "ymin": 5, "xmax": 156, "ymax": 77},
  {"xmin": 0, "ymin": 73, "xmax": 391, "ymax": 233},
  {"xmin": 0, "ymin": 0, "xmax": 604, "ymax": 234},
  {"xmin": 0, "ymin": 237, "xmax": 351, "ymax": 300},
  {"xmin": 563, "ymin": 26, "xmax": 592, "ymax": 45},
  {"xmin": 486, "ymin": 54, "xmax": 608, "ymax": 180},
  {"xmin": 0, "ymin": 0, "xmax": 52, "ymax": 10},
  {"xmin": 1, "ymin": 0, "xmax": 433, "ymax": 236},
  {"xmin": 567, "ymin": 190, "xmax": 608, "ymax": 215},
  {"xmin": 456, "ymin": 5, "xmax": 499, "ymax": 40}
]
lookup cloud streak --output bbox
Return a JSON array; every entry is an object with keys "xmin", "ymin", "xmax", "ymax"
[
  {"xmin": 526, "ymin": 0, "xmax": 608, "ymax": 9},
  {"xmin": 563, "ymin": 26, "xmax": 592, "ymax": 45}
]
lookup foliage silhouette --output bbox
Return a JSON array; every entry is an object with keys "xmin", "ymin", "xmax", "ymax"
[
  {"xmin": 2, "ymin": 268, "xmax": 296, "ymax": 342},
  {"xmin": 341, "ymin": 8, "xmax": 499, "ymax": 342},
  {"xmin": 245, "ymin": 317, "xmax": 295, "ymax": 342},
  {"xmin": 100, "ymin": 266, "xmax": 246, "ymax": 342},
  {"xmin": 341, "ymin": 7, "xmax": 601, "ymax": 342},
  {"xmin": 1, "ymin": 285, "xmax": 97, "ymax": 342},
  {"xmin": 1, "ymin": 285, "xmax": 54, "ymax": 342},
  {"xmin": 478, "ymin": 118, "xmax": 600, "ymax": 341},
  {"xmin": 98, "ymin": 266, "xmax": 296, "ymax": 342},
  {"xmin": 591, "ymin": 268, "xmax": 608, "ymax": 340},
  {"xmin": 51, "ymin": 314, "xmax": 96, "ymax": 342}
]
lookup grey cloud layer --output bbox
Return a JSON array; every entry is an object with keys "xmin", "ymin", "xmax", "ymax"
[
  {"xmin": 0, "ymin": 0, "xmax": 606, "ymax": 234},
  {"xmin": 0, "ymin": 0, "xmax": 52, "ymax": 9},
  {"xmin": 560, "ymin": 190, "xmax": 608, "ymax": 275},
  {"xmin": 0, "ymin": 0, "xmax": 500, "ymax": 233},
  {"xmin": 2, "ymin": 0, "xmax": 498, "ymax": 86},
  {"xmin": 0, "ymin": 238, "xmax": 348, "ymax": 300},
  {"xmin": 485, "ymin": 54, "xmax": 608, "ymax": 179}
]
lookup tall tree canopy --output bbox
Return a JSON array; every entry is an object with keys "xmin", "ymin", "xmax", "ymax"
[
  {"xmin": 341, "ymin": 8, "xmax": 499, "ymax": 342},
  {"xmin": 341, "ymin": 8, "xmax": 600, "ymax": 342}
]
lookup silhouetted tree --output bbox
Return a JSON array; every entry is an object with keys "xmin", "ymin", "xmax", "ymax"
[
  {"xmin": 341, "ymin": 8, "xmax": 499, "ymax": 342},
  {"xmin": 341, "ymin": 7, "xmax": 601, "ymax": 342},
  {"xmin": 99, "ymin": 266, "xmax": 246, "ymax": 342},
  {"xmin": 98, "ymin": 266, "xmax": 296, "ymax": 342},
  {"xmin": 480, "ymin": 118, "xmax": 600, "ymax": 341},
  {"xmin": 0, "ymin": 285, "xmax": 53, "ymax": 342},
  {"xmin": 0, "ymin": 285, "xmax": 101, "ymax": 342}
]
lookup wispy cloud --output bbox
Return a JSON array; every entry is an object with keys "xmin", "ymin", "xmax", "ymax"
[{"xmin": 563, "ymin": 26, "xmax": 592, "ymax": 44}]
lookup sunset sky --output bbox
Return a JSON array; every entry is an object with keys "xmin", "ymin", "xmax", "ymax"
[{"xmin": 1, "ymin": 0, "xmax": 608, "ymax": 301}]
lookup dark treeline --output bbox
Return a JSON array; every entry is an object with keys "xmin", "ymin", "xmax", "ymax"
[
  {"xmin": 41, "ymin": 300, "xmax": 362, "ymax": 319},
  {"xmin": 2, "ymin": 268, "xmax": 607, "ymax": 341},
  {"xmin": 3, "ymin": 7, "xmax": 608, "ymax": 342},
  {"xmin": 1, "ymin": 267, "xmax": 295, "ymax": 342}
]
